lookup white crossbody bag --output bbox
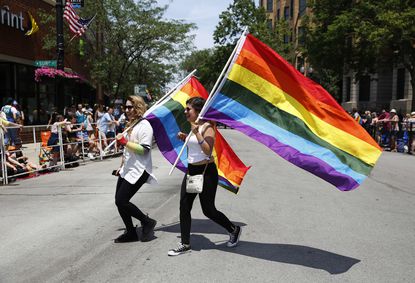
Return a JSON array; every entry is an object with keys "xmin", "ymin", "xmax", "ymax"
[{"xmin": 186, "ymin": 162, "xmax": 209, "ymax": 194}]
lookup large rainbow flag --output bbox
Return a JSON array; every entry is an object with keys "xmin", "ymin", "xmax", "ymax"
[
  {"xmin": 202, "ymin": 33, "xmax": 382, "ymax": 191},
  {"xmin": 145, "ymin": 76, "xmax": 250, "ymax": 193}
]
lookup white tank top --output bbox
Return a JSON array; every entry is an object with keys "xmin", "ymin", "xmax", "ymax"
[{"xmin": 187, "ymin": 123, "xmax": 211, "ymax": 164}]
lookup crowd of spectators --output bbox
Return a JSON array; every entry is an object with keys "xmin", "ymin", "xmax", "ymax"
[
  {"xmin": 0, "ymin": 100, "xmax": 128, "ymax": 182},
  {"xmin": 351, "ymin": 108, "xmax": 415, "ymax": 154}
]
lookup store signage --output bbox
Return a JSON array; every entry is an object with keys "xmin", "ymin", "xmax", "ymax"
[
  {"xmin": 35, "ymin": 60, "xmax": 57, "ymax": 68},
  {"xmin": 1, "ymin": 5, "xmax": 25, "ymax": 31}
]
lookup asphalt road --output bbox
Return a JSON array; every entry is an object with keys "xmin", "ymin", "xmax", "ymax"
[{"xmin": 0, "ymin": 129, "xmax": 414, "ymax": 283}]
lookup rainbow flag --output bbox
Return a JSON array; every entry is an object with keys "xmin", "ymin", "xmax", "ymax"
[
  {"xmin": 202, "ymin": 34, "xmax": 382, "ymax": 191},
  {"xmin": 145, "ymin": 76, "xmax": 250, "ymax": 193}
]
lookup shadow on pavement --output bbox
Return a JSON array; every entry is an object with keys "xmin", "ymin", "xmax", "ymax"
[{"xmin": 157, "ymin": 219, "xmax": 360, "ymax": 275}]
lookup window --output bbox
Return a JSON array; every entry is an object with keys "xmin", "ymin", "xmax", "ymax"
[
  {"xmin": 299, "ymin": 0, "xmax": 307, "ymax": 16},
  {"xmin": 267, "ymin": 19, "xmax": 273, "ymax": 30},
  {"xmin": 397, "ymin": 68, "xmax": 405, "ymax": 100},
  {"xmin": 284, "ymin": 34, "xmax": 290, "ymax": 44},
  {"xmin": 267, "ymin": 0, "xmax": 273, "ymax": 12},
  {"xmin": 345, "ymin": 77, "xmax": 351, "ymax": 102},
  {"xmin": 284, "ymin": 6, "xmax": 289, "ymax": 20},
  {"xmin": 276, "ymin": 9, "xmax": 280, "ymax": 21},
  {"xmin": 290, "ymin": 0, "xmax": 294, "ymax": 18},
  {"xmin": 359, "ymin": 76, "xmax": 371, "ymax": 101},
  {"xmin": 298, "ymin": 27, "xmax": 306, "ymax": 46}
]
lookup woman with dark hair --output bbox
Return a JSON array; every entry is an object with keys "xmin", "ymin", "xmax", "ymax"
[
  {"xmin": 113, "ymin": 96, "xmax": 157, "ymax": 243},
  {"xmin": 168, "ymin": 97, "xmax": 241, "ymax": 256}
]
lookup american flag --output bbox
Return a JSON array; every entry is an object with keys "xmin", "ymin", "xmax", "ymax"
[{"xmin": 63, "ymin": 1, "xmax": 94, "ymax": 36}]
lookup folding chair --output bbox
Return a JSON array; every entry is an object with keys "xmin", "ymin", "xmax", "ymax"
[{"xmin": 39, "ymin": 130, "xmax": 53, "ymax": 165}]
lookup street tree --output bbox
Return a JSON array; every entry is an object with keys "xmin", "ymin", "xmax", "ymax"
[
  {"xmin": 40, "ymin": 0, "xmax": 195, "ymax": 102},
  {"xmin": 306, "ymin": 0, "xmax": 415, "ymax": 104}
]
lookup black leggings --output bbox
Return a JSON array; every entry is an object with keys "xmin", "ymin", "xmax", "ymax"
[
  {"xmin": 115, "ymin": 171, "xmax": 149, "ymax": 233},
  {"xmin": 180, "ymin": 162, "xmax": 235, "ymax": 245}
]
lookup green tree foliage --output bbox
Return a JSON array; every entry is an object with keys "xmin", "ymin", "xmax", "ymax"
[
  {"xmin": 306, "ymin": 0, "xmax": 415, "ymax": 103},
  {"xmin": 40, "ymin": 0, "xmax": 195, "ymax": 101},
  {"xmin": 182, "ymin": 0, "xmax": 292, "ymax": 91}
]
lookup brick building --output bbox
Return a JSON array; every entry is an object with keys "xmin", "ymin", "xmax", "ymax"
[{"xmin": 0, "ymin": 0, "xmax": 93, "ymax": 125}]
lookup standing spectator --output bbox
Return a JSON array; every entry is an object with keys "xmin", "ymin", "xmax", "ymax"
[
  {"xmin": 389, "ymin": 109, "xmax": 400, "ymax": 151},
  {"xmin": 1, "ymin": 98, "xmax": 19, "ymax": 145},
  {"xmin": 352, "ymin": 108, "xmax": 362, "ymax": 125},
  {"xmin": 75, "ymin": 104, "xmax": 86, "ymax": 125},
  {"xmin": 378, "ymin": 109, "xmax": 391, "ymax": 148},
  {"xmin": 95, "ymin": 104, "xmax": 107, "ymax": 152},
  {"xmin": 407, "ymin": 112, "xmax": 415, "ymax": 154},
  {"xmin": 117, "ymin": 105, "xmax": 127, "ymax": 133},
  {"xmin": 101, "ymin": 106, "xmax": 118, "ymax": 151},
  {"xmin": 362, "ymin": 110, "xmax": 372, "ymax": 133}
]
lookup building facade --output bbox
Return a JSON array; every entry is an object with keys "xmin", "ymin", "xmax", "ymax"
[
  {"xmin": 0, "ymin": 0, "xmax": 93, "ymax": 125},
  {"xmin": 342, "ymin": 67, "xmax": 413, "ymax": 114},
  {"xmin": 259, "ymin": 0, "xmax": 414, "ymax": 114},
  {"xmin": 259, "ymin": 0, "xmax": 310, "ymax": 73}
]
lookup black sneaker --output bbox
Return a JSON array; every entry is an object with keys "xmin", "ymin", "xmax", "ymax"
[
  {"xmin": 114, "ymin": 231, "xmax": 139, "ymax": 243},
  {"xmin": 227, "ymin": 225, "xmax": 241, "ymax": 247},
  {"xmin": 141, "ymin": 217, "xmax": 157, "ymax": 242},
  {"xmin": 168, "ymin": 243, "xmax": 191, "ymax": 256}
]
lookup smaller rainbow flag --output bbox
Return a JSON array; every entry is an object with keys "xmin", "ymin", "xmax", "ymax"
[{"xmin": 145, "ymin": 76, "xmax": 250, "ymax": 193}]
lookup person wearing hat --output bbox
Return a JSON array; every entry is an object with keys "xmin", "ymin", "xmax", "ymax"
[
  {"xmin": 408, "ymin": 112, "xmax": 415, "ymax": 154},
  {"xmin": 389, "ymin": 109, "xmax": 399, "ymax": 151}
]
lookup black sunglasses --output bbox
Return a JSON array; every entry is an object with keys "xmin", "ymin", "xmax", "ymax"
[{"xmin": 125, "ymin": 105, "xmax": 134, "ymax": 109}]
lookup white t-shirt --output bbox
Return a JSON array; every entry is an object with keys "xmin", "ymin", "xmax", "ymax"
[{"xmin": 119, "ymin": 119, "xmax": 157, "ymax": 185}]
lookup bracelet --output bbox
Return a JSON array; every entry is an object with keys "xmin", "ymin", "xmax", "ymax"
[{"xmin": 198, "ymin": 139, "xmax": 205, "ymax": 145}]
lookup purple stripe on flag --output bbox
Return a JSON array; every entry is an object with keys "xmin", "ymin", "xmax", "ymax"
[
  {"xmin": 218, "ymin": 176, "xmax": 238, "ymax": 193},
  {"xmin": 205, "ymin": 109, "xmax": 359, "ymax": 191},
  {"xmin": 146, "ymin": 113, "xmax": 187, "ymax": 172}
]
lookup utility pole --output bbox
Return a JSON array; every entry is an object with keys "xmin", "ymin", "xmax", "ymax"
[
  {"xmin": 56, "ymin": 0, "xmax": 65, "ymax": 112},
  {"xmin": 56, "ymin": 0, "xmax": 64, "ymax": 70}
]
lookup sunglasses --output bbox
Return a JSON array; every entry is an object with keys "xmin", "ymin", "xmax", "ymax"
[
  {"xmin": 125, "ymin": 105, "xmax": 134, "ymax": 110},
  {"xmin": 185, "ymin": 107, "xmax": 192, "ymax": 112}
]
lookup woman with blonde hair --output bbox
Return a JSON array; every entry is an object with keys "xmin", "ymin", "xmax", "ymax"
[{"xmin": 113, "ymin": 95, "xmax": 157, "ymax": 243}]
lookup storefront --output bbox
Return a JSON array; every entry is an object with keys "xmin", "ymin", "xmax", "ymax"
[{"xmin": 0, "ymin": 0, "xmax": 94, "ymax": 125}]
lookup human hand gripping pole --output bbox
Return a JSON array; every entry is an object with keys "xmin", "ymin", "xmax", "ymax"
[
  {"xmin": 102, "ymin": 119, "xmax": 140, "ymax": 154},
  {"xmin": 168, "ymin": 29, "xmax": 248, "ymax": 175}
]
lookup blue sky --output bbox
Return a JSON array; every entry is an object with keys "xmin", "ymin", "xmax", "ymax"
[{"xmin": 158, "ymin": 0, "xmax": 234, "ymax": 50}]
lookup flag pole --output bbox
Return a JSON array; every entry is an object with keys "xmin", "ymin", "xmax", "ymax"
[
  {"xmin": 168, "ymin": 29, "xmax": 248, "ymax": 175},
  {"xmin": 200, "ymin": 27, "xmax": 249, "ymax": 117}
]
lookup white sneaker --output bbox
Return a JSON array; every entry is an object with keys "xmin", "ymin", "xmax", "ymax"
[
  {"xmin": 87, "ymin": 153, "xmax": 96, "ymax": 160},
  {"xmin": 168, "ymin": 243, "xmax": 191, "ymax": 256}
]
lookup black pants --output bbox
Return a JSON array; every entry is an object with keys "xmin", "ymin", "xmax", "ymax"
[
  {"xmin": 180, "ymin": 162, "xmax": 235, "ymax": 245},
  {"xmin": 115, "ymin": 171, "xmax": 149, "ymax": 233}
]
